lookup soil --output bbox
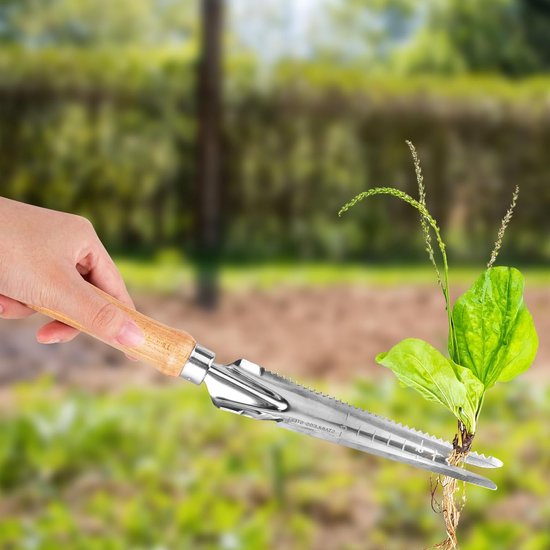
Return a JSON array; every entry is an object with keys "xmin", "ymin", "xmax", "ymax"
[{"xmin": 0, "ymin": 284, "xmax": 548, "ymax": 388}]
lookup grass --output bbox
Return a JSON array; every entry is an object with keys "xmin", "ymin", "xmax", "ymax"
[
  {"xmin": 0, "ymin": 377, "xmax": 548, "ymax": 549},
  {"xmin": 115, "ymin": 256, "xmax": 550, "ymax": 294}
]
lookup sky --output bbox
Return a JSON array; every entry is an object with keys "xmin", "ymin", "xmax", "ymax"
[
  {"xmin": 229, "ymin": 0, "xmax": 422, "ymax": 71},
  {"xmin": 230, "ymin": 0, "xmax": 330, "ymax": 64}
]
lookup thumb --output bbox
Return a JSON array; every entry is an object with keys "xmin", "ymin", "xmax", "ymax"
[{"xmin": 50, "ymin": 276, "xmax": 144, "ymax": 348}]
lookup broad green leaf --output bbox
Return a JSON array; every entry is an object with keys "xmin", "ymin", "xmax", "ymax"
[
  {"xmin": 376, "ymin": 338, "xmax": 483, "ymax": 434},
  {"xmin": 450, "ymin": 267, "xmax": 538, "ymax": 388}
]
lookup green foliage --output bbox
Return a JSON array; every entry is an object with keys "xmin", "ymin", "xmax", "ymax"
[
  {"xmin": 340, "ymin": 147, "xmax": 538, "ymax": 436},
  {"xmin": 0, "ymin": 0, "xmax": 198, "ymax": 47},
  {"xmin": 0, "ymin": 45, "xmax": 197, "ymax": 94},
  {"xmin": 451, "ymin": 267, "xmax": 539, "ymax": 389},
  {"xmin": 0, "ymin": 0, "xmax": 549, "ymax": 263},
  {"xmin": 423, "ymin": 0, "xmax": 550, "ymax": 77},
  {"xmin": 369, "ymin": 379, "xmax": 550, "ymax": 549},
  {"xmin": 323, "ymin": 0, "xmax": 550, "ymax": 77},
  {"xmin": 0, "ymin": 378, "xmax": 548, "ymax": 549},
  {"xmin": 0, "ymin": 47, "xmax": 197, "ymax": 251},
  {"xmin": 376, "ymin": 338, "xmax": 483, "ymax": 434},
  {"xmin": 2, "ymin": 47, "xmax": 550, "ymax": 260}
]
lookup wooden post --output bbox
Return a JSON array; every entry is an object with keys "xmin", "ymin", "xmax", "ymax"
[{"xmin": 195, "ymin": 0, "xmax": 223, "ymax": 308}]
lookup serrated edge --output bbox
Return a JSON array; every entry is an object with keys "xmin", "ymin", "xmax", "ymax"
[{"xmin": 261, "ymin": 368, "xmax": 502, "ymax": 469}]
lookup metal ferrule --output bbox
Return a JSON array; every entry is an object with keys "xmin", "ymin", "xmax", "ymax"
[{"xmin": 180, "ymin": 344, "xmax": 215, "ymax": 385}]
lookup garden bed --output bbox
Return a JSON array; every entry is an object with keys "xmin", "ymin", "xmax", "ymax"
[{"xmin": 0, "ymin": 284, "xmax": 548, "ymax": 387}]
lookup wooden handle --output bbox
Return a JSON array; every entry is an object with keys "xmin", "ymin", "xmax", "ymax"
[{"xmin": 29, "ymin": 286, "xmax": 196, "ymax": 377}]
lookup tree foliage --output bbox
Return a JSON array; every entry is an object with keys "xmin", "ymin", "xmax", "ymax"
[
  {"xmin": 424, "ymin": 0, "xmax": 550, "ymax": 76},
  {"xmin": 322, "ymin": 0, "xmax": 550, "ymax": 76},
  {"xmin": 0, "ymin": 0, "xmax": 198, "ymax": 47}
]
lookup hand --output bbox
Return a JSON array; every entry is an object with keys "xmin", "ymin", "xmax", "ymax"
[{"xmin": 0, "ymin": 197, "xmax": 143, "ymax": 348}]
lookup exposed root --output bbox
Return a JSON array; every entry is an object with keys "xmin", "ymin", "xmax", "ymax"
[{"xmin": 432, "ymin": 423, "xmax": 473, "ymax": 549}]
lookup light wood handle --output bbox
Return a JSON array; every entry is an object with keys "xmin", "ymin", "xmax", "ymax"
[{"xmin": 29, "ymin": 286, "xmax": 196, "ymax": 377}]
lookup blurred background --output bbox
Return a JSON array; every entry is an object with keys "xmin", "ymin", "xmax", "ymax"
[{"xmin": 1, "ymin": 0, "xmax": 550, "ymax": 548}]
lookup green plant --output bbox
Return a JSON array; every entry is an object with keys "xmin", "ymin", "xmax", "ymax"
[{"xmin": 339, "ymin": 142, "xmax": 538, "ymax": 548}]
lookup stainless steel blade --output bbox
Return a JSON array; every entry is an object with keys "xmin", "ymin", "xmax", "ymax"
[
  {"xmin": 202, "ymin": 360, "xmax": 500, "ymax": 490},
  {"xmin": 258, "ymin": 369, "xmax": 497, "ymax": 490}
]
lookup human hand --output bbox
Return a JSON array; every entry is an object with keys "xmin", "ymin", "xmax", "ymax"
[{"xmin": 0, "ymin": 197, "xmax": 143, "ymax": 348}]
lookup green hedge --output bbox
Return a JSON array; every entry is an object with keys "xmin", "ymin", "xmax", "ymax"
[{"xmin": 1, "ymin": 49, "xmax": 549, "ymax": 262}]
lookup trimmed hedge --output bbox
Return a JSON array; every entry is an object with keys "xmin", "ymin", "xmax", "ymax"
[{"xmin": 1, "ymin": 49, "xmax": 549, "ymax": 262}]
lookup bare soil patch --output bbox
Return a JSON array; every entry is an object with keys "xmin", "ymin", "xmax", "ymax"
[{"xmin": 1, "ymin": 285, "xmax": 548, "ymax": 388}]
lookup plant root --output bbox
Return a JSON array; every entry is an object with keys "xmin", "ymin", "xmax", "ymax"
[{"xmin": 432, "ymin": 424, "xmax": 473, "ymax": 549}]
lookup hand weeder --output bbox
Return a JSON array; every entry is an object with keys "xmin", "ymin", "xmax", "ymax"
[{"xmin": 30, "ymin": 285, "xmax": 502, "ymax": 490}]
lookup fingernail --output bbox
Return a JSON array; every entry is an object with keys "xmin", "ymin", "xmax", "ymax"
[
  {"xmin": 43, "ymin": 338, "xmax": 61, "ymax": 344},
  {"xmin": 116, "ymin": 321, "xmax": 144, "ymax": 347}
]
